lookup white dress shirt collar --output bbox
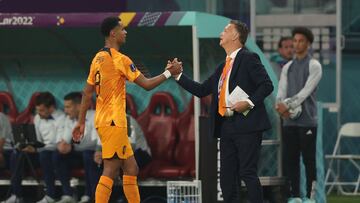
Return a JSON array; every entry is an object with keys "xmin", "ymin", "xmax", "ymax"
[{"xmin": 228, "ymin": 48, "xmax": 242, "ymax": 61}]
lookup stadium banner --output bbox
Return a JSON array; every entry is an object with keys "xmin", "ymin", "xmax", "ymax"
[
  {"xmin": 0, "ymin": 0, "xmax": 126, "ymax": 13},
  {"xmin": 0, "ymin": 12, "xmax": 185, "ymax": 28},
  {"xmin": 0, "ymin": 13, "xmax": 118, "ymax": 27}
]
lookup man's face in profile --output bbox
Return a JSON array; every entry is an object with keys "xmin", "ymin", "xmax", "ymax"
[
  {"xmin": 35, "ymin": 104, "xmax": 52, "ymax": 119},
  {"xmin": 219, "ymin": 23, "xmax": 239, "ymax": 47},
  {"xmin": 279, "ymin": 39, "xmax": 293, "ymax": 60},
  {"xmin": 64, "ymin": 100, "xmax": 80, "ymax": 120},
  {"xmin": 112, "ymin": 21, "xmax": 127, "ymax": 46},
  {"xmin": 293, "ymin": 34, "xmax": 309, "ymax": 55}
]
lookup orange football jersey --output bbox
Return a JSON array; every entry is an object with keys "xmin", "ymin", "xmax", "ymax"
[{"xmin": 87, "ymin": 47, "xmax": 140, "ymax": 128}]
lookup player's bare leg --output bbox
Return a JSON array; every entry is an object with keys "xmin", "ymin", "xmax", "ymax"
[
  {"xmin": 95, "ymin": 155, "xmax": 122, "ymax": 203},
  {"xmin": 121, "ymin": 155, "xmax": 140, "ymax": 203}
]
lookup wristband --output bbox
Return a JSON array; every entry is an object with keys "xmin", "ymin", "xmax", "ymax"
[{"xmin": 162, "ymin": 70, "xmax": 171, "ymax": 79}]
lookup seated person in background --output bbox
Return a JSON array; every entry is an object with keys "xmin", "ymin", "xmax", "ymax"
[
  {"xmin": 34, "ymin": 92, "xmax": 69, "ymax": 203},
  {"xmin": 127, "ymin": 115, "xmax": 152, "ymax": 169},
  {"xmin": 55, "ymin": 92, "xmax": 101, "ymax": 203},
  {"xmin": 5, "ymin": 92, "xmax": 66, "ymax": 203},
  {"xmin": 270, "ymin": 36, "xmax": 293, "ymax": 80},
  {"xmin": 0, "ymin": 112, "xmax": 13, "ymax": 171},
  {"xmin": 94, "ymin": 114, "xmax": 151, "ymax": 203},
  {"xmin": 1, "ymin": 111, "xmax": 25, "ymax": 203}
]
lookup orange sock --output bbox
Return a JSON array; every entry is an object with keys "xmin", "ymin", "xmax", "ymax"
[
  {"xmin": 95, "ymin": 175, "xmax": 114, "ymax": 203},
  {"xmin": 123, "ymin": 175, "xmax": 140, "ymax": 203}
]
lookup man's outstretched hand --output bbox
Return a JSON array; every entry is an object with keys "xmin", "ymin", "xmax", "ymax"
[
  {"xmin": 72, "ymin": 123, "xmax": 85, "ymax": 143},
  {"xmin": 166, "ymin": 58, "xmax": 183, "ymax": 76}
]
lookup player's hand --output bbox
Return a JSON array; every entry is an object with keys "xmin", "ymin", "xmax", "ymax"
[
  {"xmin": 72, "ymin": 123, "xmax": 85, "ymax": 143},
  {"xmin": 94, "ymin": 151, "xmax": 102, "ymax": 165},
  {"xmin": 166, "ymin": 60, "xmax": 173, "ymax": 70},
  {"xmin": 230, "ymin": 101, "xmax": 250, "ymax": 113},
  {"xmin": 166, "ymin": 58, "xmax": 183, "ymax": 76},
  {"xmin": 22, "ymin": 146, "xmax": 36, "ymax": 153},
  {"xmin": 275, "ymin": 102, "xmax": 290, "ymax": 119},
  {"xmin": 57, "ymin": 140, "xmax": 72, "ymax": 154}
]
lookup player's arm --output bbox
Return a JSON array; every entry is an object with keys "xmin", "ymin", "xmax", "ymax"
[
  {"xmin": 79, "ymin": 83, "xmax": 94, "ymax": 124},
  {"xmin": 73, "ymin": 83, "xmax": 94, "ymax": 142},
  {"xmin": 134, "ymin": 61, "xmax": 182, "ymax": 91},
  {"xmin": 134, "ymin": 74, "xmax": 167, "ymax": 91}
]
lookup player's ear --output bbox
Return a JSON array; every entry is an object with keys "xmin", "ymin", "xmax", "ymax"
[{"xmin": 110, "ymin": 30, "xmax": 116, "ymax": 37}]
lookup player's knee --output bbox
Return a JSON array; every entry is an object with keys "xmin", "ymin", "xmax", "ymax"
[
  {"xmin": 123, "ymin": 163, "xmax": 139, "ymax": 176},
  {"xmin": 102, "ymin": 160, "xmax": 122, "ymax": 179},
  {"xmin": 102, "ymin": 166, "xmax": 118, "ymax": 179}
]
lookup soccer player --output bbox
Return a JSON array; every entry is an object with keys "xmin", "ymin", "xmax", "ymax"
[{"xmin": 72, "ymin": 17, "xmax": 182, "ymax": 203}]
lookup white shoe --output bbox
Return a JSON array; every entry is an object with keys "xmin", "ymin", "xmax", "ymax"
[
  {"xmin": 78, "ymin": 195, "xmax": 91, "ymax": 203},
  {"xmin": 55, "ymin": 196, "xmax": 76, "ymax": 203},
  {"xmin": 302, "ymin": 197, "xmax": 316, "ymax": 203},
  {"xmin": 36, "ymin": 195, "xmax": 55, "ymax": 203},
  {"xmin": 288, "ymin": 197, "xmax": 302, "ymax": 203},
  {"xmin": 4, "ymin": 195, "xmax": 23, "ymax": 203}
]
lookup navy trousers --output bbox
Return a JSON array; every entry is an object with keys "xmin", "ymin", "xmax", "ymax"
[
  {"xmin": 220, "ymin": 119, "xmax": 263, "ymax": 203},
  {"xmin": 53, "ymin": 149, "xmax": 102, "ymax": 198}
]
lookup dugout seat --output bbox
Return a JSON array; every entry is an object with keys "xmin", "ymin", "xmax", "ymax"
[
  {"xmin": 137, "ymin": 92, "xmax": 179, "ymax": 178},
  {"xmin": 325, "ymin": 122, "xmax": 360, "ymax": 195},
  {"xmin": 16, "ymin": 92, "xmax": 40, "ymax": 124},
  {"xmin": 171, "ymin": 96, "xmax": 213, "ymax": 178},
  {"xmin": 174, "ymin": 98, "xmax": 195, "ymax": 177},
  {"xmin": 0, "ymin": 91, "xmax": 19, "ymax": 124}
]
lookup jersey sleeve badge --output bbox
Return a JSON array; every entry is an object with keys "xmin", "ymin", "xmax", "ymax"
[{"xmin": 130, "ymin": 64, "xmax": 137, "ymax": 72}]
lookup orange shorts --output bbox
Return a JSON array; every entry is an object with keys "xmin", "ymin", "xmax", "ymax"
[{"xmin": 97, "ymin": 126, "xmax": 134, "ymax": 159}]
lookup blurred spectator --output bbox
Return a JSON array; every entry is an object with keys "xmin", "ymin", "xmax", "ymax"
[
  {"xmin": 270, "ymin": 36, "xmax": 293, "ymax": 80},
  {"xmin": 0, "ymin": 112, "xmax": 13, "ymax": 170},
  {"xmin": 33, "ymin": 92, "xmax": 68, "ymax": 203},
  {"xmin": 5, "ymin": 92, "xmax": 66, "ymax": 203},
  {"xmin": 127, "ymin": 115, "xmax": 152, "ymax": 169},
  {"xmin": 32, "ymin": 92, "xmax": 68, "ymax": 203},
  {"xmin": 276, "ymin": 27, "xmax": 322, "ymax": 203},
  {"xmin": 55, "ymin": 92, "xmax": 101, "ymax": 203},
  {"xmin": 2, "ymin": 110, "xmax": 38, "ymax": 203}
]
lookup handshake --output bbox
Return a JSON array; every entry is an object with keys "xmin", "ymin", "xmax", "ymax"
[{"xmin": 163, "ymin": 58, "xmax": 183, "ymax": 79}]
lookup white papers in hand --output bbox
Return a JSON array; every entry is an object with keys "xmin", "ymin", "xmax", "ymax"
[{"xmin": 228, "ymin": 86, "xmax": 250, "ymax": 116}]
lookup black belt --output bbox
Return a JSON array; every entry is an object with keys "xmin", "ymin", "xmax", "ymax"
[{"xmin": 222, "ymin": 116, "xmax": 235, "ymax": 121}]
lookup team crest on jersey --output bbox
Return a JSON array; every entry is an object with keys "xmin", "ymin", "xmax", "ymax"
[{"xmin": 130, "ymin": 64, "xmax": 136, "ymax": 72}]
